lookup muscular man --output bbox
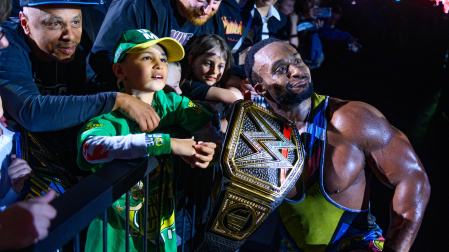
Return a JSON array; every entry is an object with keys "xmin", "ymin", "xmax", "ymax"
[
  {"xmin": 89, "ymin": 0, "xmax": 224, "ymax": 86},
  {"xmin": 244, "ymin": 38, "xmax": 430, "ymax": 252}
]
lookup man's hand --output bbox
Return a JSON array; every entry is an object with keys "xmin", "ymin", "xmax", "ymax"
[
  {"xmin": 113, "ymin": 92, "xmax": 160, "ymax": 133},
  {"xmin": 0, "ymin": 190, "xmax": 57, "ymax": 250},
  {"xmin": 192, "ymin": 141, "xmax": 216, "ymax": 169},
  {"xmin": 8, "ymin": 154, "xmax": 32, "ymax": 194}
]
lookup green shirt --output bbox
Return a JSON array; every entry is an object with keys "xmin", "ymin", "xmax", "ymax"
[{"xmin": 77, "ymin": 90, "xmax": 212, "ymax": 252}]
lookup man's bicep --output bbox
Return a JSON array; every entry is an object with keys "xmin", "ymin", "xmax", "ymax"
[
  {"xmin": 367, "ymin": 128, "xmax": 425, "ymax": 187},
  {"xmin": 339, "ymin": 102, "xmax": 424, "ymax": 186}
]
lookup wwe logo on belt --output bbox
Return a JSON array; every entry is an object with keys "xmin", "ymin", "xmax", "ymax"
[{"xmin": 222, "ymin": 100, "xmax": 304, "ymax": 195}]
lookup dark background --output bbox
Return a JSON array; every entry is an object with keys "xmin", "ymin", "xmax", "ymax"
[{"xmin": 313, "ymin": 0, "xmax": 449, "ymax": 250}]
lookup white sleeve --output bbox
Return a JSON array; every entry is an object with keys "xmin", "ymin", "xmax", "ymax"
[{"xmin": 82, "ymin": 134, "xmax": 149, "ymax": 164}]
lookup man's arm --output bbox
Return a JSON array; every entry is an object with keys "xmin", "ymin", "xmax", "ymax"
[
  {"xmin": 0, "ymin": 32, "xmax": 159, "ymax": 132},
  {"xmin": 0, "ymin": 77, "xmax": 160, "ymax": 133},
  {"xmin": 348, "ymin": 101, "xmax": 430, "ymax": 252}
]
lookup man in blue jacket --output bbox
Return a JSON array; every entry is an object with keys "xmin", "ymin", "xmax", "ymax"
[{"xmin": 0, "ymin": 0, "xmax": 161, "ymax": 193}]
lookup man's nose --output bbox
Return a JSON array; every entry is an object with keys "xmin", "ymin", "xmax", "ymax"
[
  {"xmin": 201, "ymin": 0, "xmax": 214, "ymax": 15},
  {"xmin": 61, "ymin": 26, "xmax": 76, "ymax": 41},
  {"xmin": 289, "ymin": 64, "xmax": 307, "ymax": 78}
]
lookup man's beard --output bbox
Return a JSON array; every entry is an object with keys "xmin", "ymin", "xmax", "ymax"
[
  {"xmin": 177, "ymin": 2, "xmax": 217, "ymax": 26},
  {"xmin": 277, "ymin": 80, "xmax": 314, "ymax": 107}
]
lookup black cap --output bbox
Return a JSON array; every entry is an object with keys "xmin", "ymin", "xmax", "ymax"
[{"xmin": 20, "ymin": 0, "xmax": 100, "ymax": 7}]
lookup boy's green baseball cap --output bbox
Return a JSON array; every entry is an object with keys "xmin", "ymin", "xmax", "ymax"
[{"xmin": 113, "ymin": 29, "xmax": 185, "ymax": 63}]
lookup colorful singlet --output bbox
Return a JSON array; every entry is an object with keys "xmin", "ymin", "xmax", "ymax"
[{"xmin": 278, "ymin": 93, "xmax": 385, "ymax": 252}]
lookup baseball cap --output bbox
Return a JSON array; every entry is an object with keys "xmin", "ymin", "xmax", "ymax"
[
  {"xmin": 113, "ymin": 29, "xmax": 185, "ymax": 63},
  {"xmin": 20, "ymin": 0, "xmax": 100, "ymax": 7}
]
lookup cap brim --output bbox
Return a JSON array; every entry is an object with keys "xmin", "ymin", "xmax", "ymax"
[
  {"xmin": 127, "ymin": 37, "xmax": 185, "ymax": 62},
  {"xmin": 26, "ymin": 1, "xmax": 100, "ymax": 6}
]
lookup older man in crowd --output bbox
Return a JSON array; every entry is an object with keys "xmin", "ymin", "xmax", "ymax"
[{"xmin": 0, "ymin": 0, "xmax": 160, "ymax": 193}]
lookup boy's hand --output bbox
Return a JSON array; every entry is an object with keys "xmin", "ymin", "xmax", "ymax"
[
  {"xmin": 0, "ymin": 116, "xmax": 7, "ymax": 127},
  {"xmin": 192, "ymin": 141, "xmax": 216, "ymax": 169},
  {"xmin": 8, "ymin": 154, "xmax": 32, "ymax": 194},
  {"xmin": 171, "ymin": 138, "xmax": 196, "ymax": 157},
  {"xmin": 114, "ymin": 92, "xmax": 160, "ymax": 133}
]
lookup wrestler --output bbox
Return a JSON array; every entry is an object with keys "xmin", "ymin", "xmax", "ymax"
[{"xmin": 244, "ymin": 38, "xmax": 430, "ymax": 252}]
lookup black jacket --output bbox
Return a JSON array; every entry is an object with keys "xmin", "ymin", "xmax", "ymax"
[{"xmin": 89, "ymin": 0, "xmax": 226, "ymax": 86}]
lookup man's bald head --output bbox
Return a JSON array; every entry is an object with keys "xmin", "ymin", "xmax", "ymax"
[{"xmin": 20, "ymin": 4, "xmax": 82, "ymax": 62}]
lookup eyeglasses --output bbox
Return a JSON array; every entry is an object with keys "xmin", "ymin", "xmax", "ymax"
[{"xmin": 0, "ymin": 27, "xmax": 5, "ymax": 41}]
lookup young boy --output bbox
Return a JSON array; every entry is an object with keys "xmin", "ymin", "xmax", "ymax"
[
  {"xmin": 0, "ymin": 100, "xmax": 32, "ymax": 211},
  {"xmin": 164, "ymin": 61, "xmax": 182, "ymax": 95},
  {"xmin": 77, "ymin": 29, "xmax": 222, "ymax": 252}
]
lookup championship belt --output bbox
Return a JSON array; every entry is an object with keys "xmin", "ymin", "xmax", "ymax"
[{"xmin": 198, "ymin": 100, "xmax": 305, "ymax": 251}]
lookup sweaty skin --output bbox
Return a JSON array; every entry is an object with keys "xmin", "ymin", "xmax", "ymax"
[{"xmin": 252, "ymin": 42, "xmax": 430, "ymax": 252}]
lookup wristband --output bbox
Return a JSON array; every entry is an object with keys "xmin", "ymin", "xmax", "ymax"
[
  {"xmin": 198, "ymin": 100, "xmax": 305, "ymax": 251},
  {"xmin": 145, "ymin": 133, "xmax": 171, "ymax": 155}
]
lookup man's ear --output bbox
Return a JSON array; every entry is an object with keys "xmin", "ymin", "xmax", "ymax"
[
  {"xmin": 112, "ymin": 63, "xmax": 126, "ymax": 80},
  {"xmin": 254, "ymin": 83, "xmax": 266, "ymax": 96},
  {"xmin": 19, "ymin": 12, "xmax": 30, "ymax": 35}
]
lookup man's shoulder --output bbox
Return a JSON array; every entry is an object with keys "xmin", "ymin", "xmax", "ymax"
[
  {"xmin": 327, "ymin": 97, "xmax": 394, "ymax": 147},
  {"xmin": 328, "ymin": 97, "xmax": 383, "ymax": 119},
  {"xmin": 105, "ymin": 0, "xmax": 166, "ymax": 24},
  {"xmin": 0, "ymin": 21, "xmax": 32, "ymax": 77},
  {"xmin": 2, "ymin": 20, "xmax": 30, "ymax": 54}
]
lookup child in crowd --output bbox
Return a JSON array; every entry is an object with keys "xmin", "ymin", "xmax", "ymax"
[
  {"xmin": 77, "ymin": 29, "xmax": 222, "ymax": 252},
  {"xmin": 0, "ymin": 95, "xmax": 32, "ymax": 211},
  {"xmin": 164, "ymin": 61, "xmax": 182, "ymax": 95},
  {"xmin": 181, "ymin": 34, "xmax": 243, "ymax": 133},
  {"xmin": 253, "ymin": 0, "xmax": 288, "ymax": 41},
  {"xmin": 276, "ymin": 0, "xmax": 296, "ymax": 15}
]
